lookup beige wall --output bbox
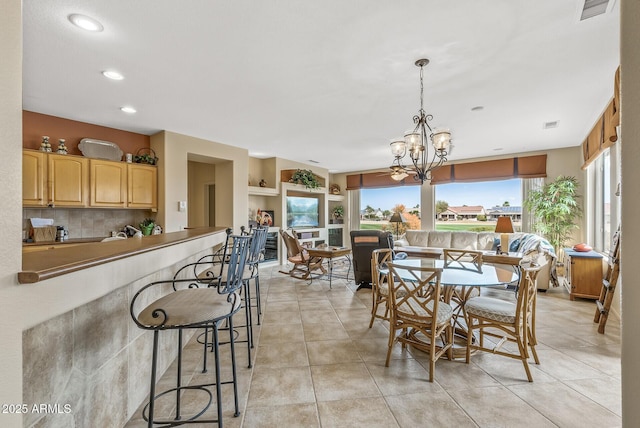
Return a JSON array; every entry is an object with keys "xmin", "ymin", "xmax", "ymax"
[
  {"xmin": 621, "ymin": 1, "xmax": 639, "ymax": 425},
  {"xmin": 0, "ymin": 1, "xmax": 24, "ymax": 426},
  {"xmin": 151, "ymin": 130, "xmax": 248, "ymax": 233}
]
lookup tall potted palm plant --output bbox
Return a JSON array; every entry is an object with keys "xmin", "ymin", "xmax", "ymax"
[{"xmin": 524, "ymin": 175, "xmax": 582, "ymax": 254}]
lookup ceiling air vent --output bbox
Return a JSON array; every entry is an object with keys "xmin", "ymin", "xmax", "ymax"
[
  {"xmin": 543, "ymin": 121, "xmax": 559, "ymax": 129},
  {"xmin": 580, "ymin": 0, "xmax": 610, "ymax": 20}
]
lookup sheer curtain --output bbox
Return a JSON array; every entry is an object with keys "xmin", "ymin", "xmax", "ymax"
[
  {"xmin": 347, "ymin": 189, "xmax": 360, "ymax": 238},
  {"xmin": 522, "ymin": 177, "xmax": 544, "ymax": 233}
]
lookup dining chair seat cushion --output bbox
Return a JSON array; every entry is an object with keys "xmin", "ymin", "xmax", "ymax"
[
  {"xmin": 465, "ymin": 296, "xmax": 516, "ymax": 323},
  {"xmin": 397, "ymin": 300, "xmax": 453, "ymax": 325},
  {"xmin": 452, "ymin": 285, "xmax": 479, "ymax": 298},
  {"xmin": 379, "ymin": 282, "xmax": 407, "ymax": 298},
  {"xmin": 137, "ymin": 288, "xmax": 241, "ymax": 328}
]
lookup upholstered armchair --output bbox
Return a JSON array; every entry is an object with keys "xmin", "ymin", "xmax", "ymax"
[{"xmin": 350, "ymin": 230, "xmax": 393, "ymax": 288}]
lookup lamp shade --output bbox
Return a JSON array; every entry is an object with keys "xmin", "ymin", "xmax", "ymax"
[
  {"xmin": 495, "ymin": 216, "xmax": 514, "ymax": 233},
  {"xmin": 389, "ymin": 212, "xmax": 407, "ymax": 223}
]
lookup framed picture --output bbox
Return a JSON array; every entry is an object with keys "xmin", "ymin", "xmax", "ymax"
[{"xmin": 258, "ymin": 210, "xmax": 274, "ymax": 227}]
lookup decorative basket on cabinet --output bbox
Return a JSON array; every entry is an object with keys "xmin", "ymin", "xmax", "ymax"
[{"xmin": 134, "ymin": 148, "xmax": 158, "ymax": 165}]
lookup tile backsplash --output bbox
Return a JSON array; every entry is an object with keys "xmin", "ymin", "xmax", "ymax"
[{"xmin": 23, "ymin": 208, "xmax": 149, "ymax": 240}]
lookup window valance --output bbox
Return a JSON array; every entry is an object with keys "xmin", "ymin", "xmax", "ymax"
[
  {"xmin": 581, "ymin": 66, "xmax": 620, "ymax": 170},
  {"xmin": 345, "ymin": 171, "xmax": 421, "ymax": 190},
  {"xmin": 429, "ymin": 154, "xmax": 547, "ymax": 185}
]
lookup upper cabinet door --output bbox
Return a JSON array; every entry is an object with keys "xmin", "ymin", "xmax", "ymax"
[
  {"xmin": 48, "ymin": 154, "xmax": 89, "ymax": 207},
  {"xmin": 23, "ymin": 150, "xmax": 46, "ymax": 206},
  {"xmin": 128, "ymin": 164, "xmax": 157, "ymax": 209},
  {"xmin": 90, "ymin": 160, "xmax": 127, "ymax": 207}
]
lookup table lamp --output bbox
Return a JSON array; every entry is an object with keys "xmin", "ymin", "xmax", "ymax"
[
  {"xmin": 389, "ymin": 212, "xmax": 407, "ymax": 239},
  {"xmin": 495, "ymin": 216, "xmax": 514, "ymax": 254}
]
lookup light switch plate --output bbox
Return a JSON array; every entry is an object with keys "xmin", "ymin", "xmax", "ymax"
[{"xmin": 178, "ymin": 201, "xmax": 187, "ymax": 212}]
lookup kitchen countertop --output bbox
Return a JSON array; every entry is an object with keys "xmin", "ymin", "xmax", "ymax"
[
  {"xmin": 23, "ymin": 237, "xmax": 103, "ymax": 246},
  {"xmin": 19, "ymin": 227, "xmax": 226, "ymax": 284}
]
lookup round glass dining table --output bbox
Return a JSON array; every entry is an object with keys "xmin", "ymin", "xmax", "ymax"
[
  {"xmin": 382, "ymin": 258, "xmax": 519, "ymax": 359},
  {"xmin": 384, "ymin": 258, "xmax": 518, "ymax": 287}
]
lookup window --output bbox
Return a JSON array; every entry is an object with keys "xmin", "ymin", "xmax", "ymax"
[
  {"xmin": 593, "ymin": 149, "xmax": 611, "ymax": 252},
  {"xmin": 434, "ymin": 179, "xmax": 522, "ymax": 232},
  {"xmin": 359, "ymin": 186, "xmax": 421, "ymax": 232}
]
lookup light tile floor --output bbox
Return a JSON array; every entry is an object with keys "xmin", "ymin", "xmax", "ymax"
[{"xmin": 126, "ymin": 265, "xmax": 621, "ymax": 427}]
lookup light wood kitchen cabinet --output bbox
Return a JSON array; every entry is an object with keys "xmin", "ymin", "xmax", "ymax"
[
  {"xmin": 89, "ymin": 160, "xmax": 127, "ymax": 207},
  {"xmin": 48, "ymin": 153, "xmax": 89, "ymax": 207},
  {"xmin": 23, "ymin": 150, "xmax": 47, "ymax": 206},
  {"xmin": 127, "ymin": 163, "xmax": 157, "ymax": 209}
]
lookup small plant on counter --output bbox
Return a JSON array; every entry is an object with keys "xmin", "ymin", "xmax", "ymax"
[
  {"xmin": 139, "ymin": 218, "xmax": 155, "ymax": 236},
  {"xmin": 290, "ymin": 169, "xmax": 321, "ymax": 189}
]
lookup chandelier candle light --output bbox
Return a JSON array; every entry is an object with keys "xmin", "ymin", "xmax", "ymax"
[{"xmin": 389, "ymin": 59, "xmax": 451, "ymax": 184}]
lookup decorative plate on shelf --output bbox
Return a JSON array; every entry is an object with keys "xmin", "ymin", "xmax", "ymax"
[{"xmin": 78, "ymin": 138, "xmax": 123, "ymax": 161}]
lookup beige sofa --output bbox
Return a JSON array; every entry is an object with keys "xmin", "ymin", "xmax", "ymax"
[{"xmin": 394, "ymin": 230, "xmax": 556, "ymax": 290}]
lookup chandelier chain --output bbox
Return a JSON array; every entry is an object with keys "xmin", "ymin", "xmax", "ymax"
[{"xmin": 419, "ymin": 63, "xmax": 425, "ymax": 115}]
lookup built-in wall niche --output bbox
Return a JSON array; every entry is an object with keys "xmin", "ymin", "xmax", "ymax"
[
  {"xmin": 248, "ymin": 157, "xmax": 277, "ymax": 189},
  {"xmin": 248, "ymin": 195, "xmax": 279, "ymax": 227}
]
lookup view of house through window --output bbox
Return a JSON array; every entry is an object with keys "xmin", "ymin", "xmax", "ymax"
[
  {"xmin": 360, "ymin": 187, "xmax": 420, "ymax": 237},
  {"xmin": 359, "ymin": 178, "xmax": 522, "ymax": 235},
  {"xmin": 435, "ymin": 179, "xmax": 522, "ymax": 232}
]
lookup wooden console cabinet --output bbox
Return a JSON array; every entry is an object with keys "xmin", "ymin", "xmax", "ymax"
[{"xmin": 564, "ymin": 248, "xmax": 603, "ymax": 300}]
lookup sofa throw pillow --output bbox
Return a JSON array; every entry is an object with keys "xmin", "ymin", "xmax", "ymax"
[
  {"xmin": 492, "ymin": 236, "xmax": 521, "ymax": 252},
  {"xmin": 492, "ymin": 237, "xmax": 500, "ymax": 250},
  {"xmin": 394, "ymin": 238, "xmax": 410, "ymax": 247}
]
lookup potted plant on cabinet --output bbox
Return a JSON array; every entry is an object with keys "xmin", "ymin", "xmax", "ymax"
[
  {"xmin": 290, "ymin": 169, "xmax": 321, "ymax": 190},
  {"xmin": 331, "ymin": 205, "xmax": 344, "ymax": 224},
  {"xmin": 139, "ymin": 218, "xmax": 155, "ymax": 236}
]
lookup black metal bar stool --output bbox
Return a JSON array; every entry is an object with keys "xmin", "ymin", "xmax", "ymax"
[{"xmin": 130, "ymin": 233, "xmax": 252, "ymax": 427}]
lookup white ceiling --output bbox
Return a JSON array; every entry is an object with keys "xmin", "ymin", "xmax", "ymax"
[{"xmin": 22, "ymin": 0, "xmax": 620, "ymax": 173}]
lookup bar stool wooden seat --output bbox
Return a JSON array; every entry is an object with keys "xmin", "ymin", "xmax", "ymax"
[{"xmin": 130, "ymin": 234, "xmax": 252, "ymax": 427}]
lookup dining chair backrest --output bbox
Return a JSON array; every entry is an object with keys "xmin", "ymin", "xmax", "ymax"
[
  {"xmin": 443, "ymin": 249, "xmax": 483, "ymax": 271},
  {"xmin": 386, "ymin": 262, "xmax": 444, "ymax": 323},
  {"xmin": 371, "ymin": 248, "xmax": 393, "ymax": 281},
  {"xmin": 515, "ymin": 263, "xmax": 541, "ymax": 326},
  {"xmin": 216, "ymin": 234, "xmax": 252, "ymax": 294}
]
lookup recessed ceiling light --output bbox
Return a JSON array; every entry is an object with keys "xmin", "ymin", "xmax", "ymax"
[
  {"xmin": 543, "ymin": 121, "xmax": 559, "ymax": 129},
  {"xmin": 471, "ymin": 106, "xmax": 484, "ymax": 112},
  {"xmin": 68, "ymin": 14, "xmax": 104, "ymax": 32},
  {"xmin": 102, "ymin": 70, "xmax": 124, "ymax": 80},
  {"xmin": 120, "ymin": 106, "xmax": 137, "ymax": 114},
  {"xmin": 308, "ymin": 160, "xmax": 320, "ymax": 164},
  {"xmin": 493, "ymin": 148, "xmax": 504, "ymax": 151}
]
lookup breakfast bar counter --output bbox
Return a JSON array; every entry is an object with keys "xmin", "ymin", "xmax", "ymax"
[{"xmin": 19, "ymin": 227, "xmax": 227, "ymax": 284}]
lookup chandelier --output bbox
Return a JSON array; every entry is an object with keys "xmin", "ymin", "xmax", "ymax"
[{"xmin": 389, "ymin": 59, "xmax": 451, "ymax": 184}]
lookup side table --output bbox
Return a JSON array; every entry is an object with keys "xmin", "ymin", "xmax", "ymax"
[{"xmin": 563, "ymin": 248, "xmax": 603, "ymax": 300}]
